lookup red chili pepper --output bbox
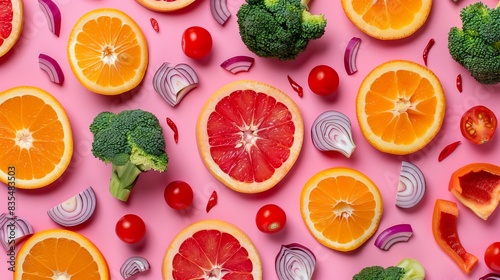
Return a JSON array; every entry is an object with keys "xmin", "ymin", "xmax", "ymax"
[
  {"xmin": 150, "ymin": 18, "xmax": 159, "ymax": 32},
  {"xmin": 423, "ymin": 38, "xmax": 435, "ymax": 66},
  {"xmin": 438, "ymin": 141, "xmax": 461, "ymax": 162},
  {"xmin": 287, "ymin": 75, "xmax": 303, "ymax": 97},
  {"xmin": 166, "ymin": 117, "xmax": 178, "ymax": 144},
  {"xmin": 456, "ymin": 74, "xmax": 462, "ymax": 93},
  {"xmin": 206, "ymin": 191, "xmax": 218, "ymax": 213}
]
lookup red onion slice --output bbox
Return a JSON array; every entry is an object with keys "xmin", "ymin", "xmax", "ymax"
[
  {"xmin": 120, "ymin": 256, "xmax": 150, "ymax": 279},
  {"xmin": 276, "ymin": 243, "xmax": 316, "ymax": 280},
  {"xmin": 38, "ymin": 0, "xmax": 61, "ymax": 37},
  {"xmin": 47, "ymin": 186, "xmax": 97, "ymax": 227},
  {"xmin": 374, "ymin": 224, "xmax": 413, "ymax": 251},
  {"xmin": 396, "ymin": 161, "xmax": 426, "ymax": 208},
  {"xmin": 38, "ymin": 53, "xmax": 65, "ymax": 85},
  {"xmin": 344, "ymin": 37, "xmax": 361, "ymax": 75},
  {"xmin": 153, "ymin": 62, "xmax": 199, "ymax": 107},
  {"xmin": 311, "ymin": 110, "xmax": 356, "ymax": 158},
  {"xmin": 0, "ymin": 213, "xmax": 34, "ymax": 251},
  {"xmin": 210, "ymin": 0, "xmax": 231, "ymax": 25},
  {"xmin": 220, "ymin": 55, "xmax": 255, "ymax": 74},
  {"xmin": 481, "ymin": 273, "xmax": 500, "ymax": 280}
]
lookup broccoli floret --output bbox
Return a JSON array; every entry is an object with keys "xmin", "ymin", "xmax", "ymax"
[
  {"xmin": 90, "ymin": 109, "xmax": 168, "ymax": 202},
  {"xmin": 236, "ymin": 0, "xmax": 326, "ymax": 60},
  {"xmin": 448, "ymin": 1, "xmax": 500, "ymax": 84},
  {"xmin": 353, "ymin": 266, "xmax": 405, "ymax": 280}
]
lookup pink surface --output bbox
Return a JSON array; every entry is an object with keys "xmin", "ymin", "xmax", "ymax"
[{"xmin": 1, "ymin": 0, "xmax": 500, "ymax": 279}]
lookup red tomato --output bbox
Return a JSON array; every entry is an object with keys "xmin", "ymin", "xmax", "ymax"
[
  {"xmin": 485, "ymin": 242, "xmax": 500, "ymax": 272},
  {"xmin": 460, "ymin": 105, "xmax": 497, "ymax": 145},
  {"xmin": 164, "ymin": 180, "xmax": 193, "ymax": 210},
  {"xmin": 308, "ymin": 65, "xmax": 340, "ymax": 96},
  {"xmin": 255, "ymin": 204, "xmax": 286, "ymax": 233},
  {"xmin": 115, "ymin": 214, "xmax": 146, "ymax": 244},
  {"xmin": 181, "ymin": 26, "xmax": 213, "ymax": 59}
]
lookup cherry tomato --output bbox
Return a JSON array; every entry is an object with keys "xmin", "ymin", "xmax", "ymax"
[
  {"xmin": 164, "ymin": 180, "xmax": 193, "ymax": 210},
  {"xmin": 460, "ymin": 105, "xmax": 497, "ymax": 144},
  {"xmin": 485, "ymin": 242, "xmax": 500, "ymax": 272},
  {"xmin": 308, "ymin": 65, "xmax": 340, "ymax": 96},
  {"xmin": 181, "ymin": 26, "xmax": 213, "ymax": 59},
  {"xmin": 115, "ymin": 214, "xmax": 146, "ymax": 244},
  {"xmin": 255, "ymin": 204, "xmax": 286, "ymax": 233}
]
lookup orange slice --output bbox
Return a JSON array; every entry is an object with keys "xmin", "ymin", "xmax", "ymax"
[
  {"xmin": 300, "ymin": 167, "xmax": 383, "ymax": 252},
  {"xmin": 162, "ymin": 219, "xmax": 262, "ymax": 279},
  {"xmin": 135, "ymin": 0, "xmax": 196, "ymax": 12},
  {"xmin": 356, "ymin": 60, "xmax": 445, "ymax": 155},
  {"xmin": 0, "ymin": 86, "xmax": 73, "ymax": 189},
  {"xmin": 14, "ymin": 229, "xmax": 109, "ymax": 280},
  {"xmin": 196, "ymin": 80, "xmax": 304, "ymax": 193},
  {"xmin": 67, "ymin": 8, "xmax": 148, "ymax": 95},
  {"xmin": 0, "ymin": 0, "xmax": 23, "ymax": 57},
  {"xmin": 341, "ymin": 0, "xmax": 432, "ymax": 40}
]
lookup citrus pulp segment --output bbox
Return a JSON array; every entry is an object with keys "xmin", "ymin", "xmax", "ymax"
[
  {"xmin": 300, "ymin": 167, "xmax": 383, "ymax": 252},
  {"xmin": 196, "ymin": 80, "xmax": 304, "ymax": 194},
  {"xmin": 0, "ymin": 0, "xmax": 23, "ymax": 57},
  {"xmin": 135, "ymin": 0, "xmax": 196, "ymax": 12},
  {"xmin": 356, "ymin": 60, "xmax": 445, "ymax": 155},
  {"xmin": 341, "ymin": 0, "xmax": 432, "ymax": 40},
  {"xmin": 0, "ymin": 86, "xmax": 73, "ymax": 189},
  {"xmin": 14, "ymin": 229, "xmax": 109, "ymax": 280},
  {"xmin": 67, "ymin": 8, "xmax": 148, "ymax": 95},
  {"xmin": 162, "ymin": 219, "xmax": 262, "ymax": 280}
]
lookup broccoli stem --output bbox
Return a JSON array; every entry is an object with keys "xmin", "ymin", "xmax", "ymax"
[{"xmin": 109, "ymin": 162, "xmax": 143, "ymax": 202}]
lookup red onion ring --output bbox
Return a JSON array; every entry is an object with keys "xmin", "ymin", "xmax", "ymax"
[
  {"xmin": 220, "ymin": 55, "xmax": 255, "ymax": 74},
  {"xmin": 120, "ymin": 256, "xmax": 150, "ymax": 279},
  {"xmin": 311, "ymin": 110, "xmax": 356, "ymax": 158},
  {"xmin": 153, "ymin": 62, "xmax": 199, "ymax": 107},
  {"xmin": 276, "ymin": 243, "xmax": 316, "ymax": 280},
  {"xmin": 374, "ymin": 224, "xmax": 413, "ymax": 251},
  {"xmin": 396, "ymin": 161, "xmax": 426, "ymax": 208},
  {"xmin": 38, "ymin": 53, "xmax": 64, "ymax": 85},
  {"xmin": 210, "ymin": 0, "xmax": 231, "ymax": 25},
  {"xmin": 38, "ymin": 0, "xmax": 61, "ymax": 37},
  {"xmin": 0, "ymin": 213, "xmax": 34, "ymax": 251},
  {"xmin": 47, "ymin": 186, "xmax": 96, "ymax": 227},
  {"xmin": 344, "ymin": 37, "xmax": 361, "ymax": 75},
  {"xmin": 481, "ymin": 273, "xmax": 500, "ymax": 280}
]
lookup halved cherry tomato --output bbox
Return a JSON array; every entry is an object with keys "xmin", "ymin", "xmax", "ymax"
[
  {"xmin": 460, "ymin": 105, "xmax": 497, "ymax": 145},
  {"xmin": 485, "ymin": 242, "xmax": 500, "ymax": 272},
  {"xmin": 432, "ymin": 199, "xmax": 478, "ymax": 274},
  {"xmin": 255, "ymin": 204, "xmax": 286, "ymax": 233},
  {"xmin": 308, "ymin": 65, "xmax": 339, "ymax": 96},
  {"xmin": 181, "ymin": 26, "xmax": 213, "ymax": 59}
]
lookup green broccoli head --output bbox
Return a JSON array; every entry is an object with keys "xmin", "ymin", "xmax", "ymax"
[
  {"xmin": 236, "ymin": 0, "xmax": 326, "ymax": 60},
  {"xmin": 90, "ymin": 109, "xmax": 168, "ymax": 201},
  {"xmin": 353, "ymin": 266, "xmax": 405, "ymax": 280},
  {"xmin": 448, "ymin": 2, "xmax": 500, "ymax": 84}
]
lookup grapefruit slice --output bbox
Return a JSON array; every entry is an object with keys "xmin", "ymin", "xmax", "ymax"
[
  {"xmin": 162, "ymin": 219, "xmax": 262, "ymax": 280},
  {"xmin": 0, "ymin": 0, "xmax": 23, "ymax": 57},
  {"xmin": 197, "ymin": 80, "xmax": 304, "ymax": 193}
]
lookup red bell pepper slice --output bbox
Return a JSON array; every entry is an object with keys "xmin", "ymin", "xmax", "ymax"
[
  {"xmin": 448, "ymin": 162, "xmax": 500, "ymax": 220},
  {"xmin": 432, "ymin": 199, "xmax": 478, "ymax": 274}
]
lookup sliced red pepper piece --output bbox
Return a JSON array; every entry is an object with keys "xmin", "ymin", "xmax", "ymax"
[
  {"xmin": 432, "ymin": 199, "xmax": 478, "ymax": 274},
  {"xmin": 449, "ymin": 162, "xmax": 500, "ymax": 220}
]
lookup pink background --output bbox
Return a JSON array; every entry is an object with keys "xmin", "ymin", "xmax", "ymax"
[{"xmin": 1, "ymin": 0, "xmax": 500, "ymax": 279}]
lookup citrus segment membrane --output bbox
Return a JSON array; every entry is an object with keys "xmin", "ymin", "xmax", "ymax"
[
  {"xmin": 0, "ymin": 86, "xmax": 73, "ymax": 189},
  {"xmin": 163, "ymin": 219, "xmax": 262, "ymax": 280},
  {"xmin": 300, "ymin": 167, "xmax": 383, "ymax": 252},
  {"xmin": 356, "ymin": 60, "xmax": 445, "ymax": 155},
  {"xmin": 197, "ymin": 80, "xmax": 303, "ymax": 193},
  {"xmin": 0, "ymin": 0, "xmax": 23, "ymax": 57}
]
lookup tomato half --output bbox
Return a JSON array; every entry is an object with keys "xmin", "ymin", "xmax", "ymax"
[
  {"xmin": 255, "ymin": 204, "xmax": 286, "ymax": 233},
  {"xmin": 115, "ymin": 214, "xmax": 146, "ymax": 244},
  {"xmin": 432, "ymin": 199, "xmax": 478, "ymax": 274},
  {"xmin": 485, "ymin": 242, "xmax": 500, "ymax": 272},
  {"xmin": 308, "ymin": 65, "xmax": 340, "ymax": 96},
  {"xmin": 164, "ymin": 180, "xmax": 194, "ymax": 210},
  {"xmin": 460, "ymin": 105, "xmax": 497, "ymax": 144},
  {"xmin": 181, "ymin": 26, "xmax": 213, "ymax": 59}
]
